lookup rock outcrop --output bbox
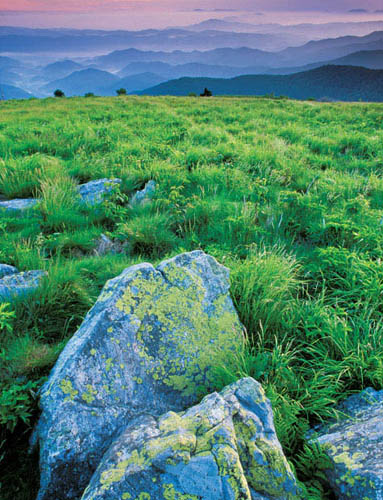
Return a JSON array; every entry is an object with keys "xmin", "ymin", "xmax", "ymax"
[
  {"xmin": 33, "ymin": 251, "xmax": 245, "ymax": 500},
  {"xmin": 0, "ymin": 264, "xmax": 18, "ymax": 279},
  {"xmin": 0, "ymin": 270, "xmax": 47, "ymax": 302},
  {"xmin": 0, "ymin": 198, "xmax": 38, "ymax": 212},
  {"xmin": 312, "ymin": 388, "xmax": 383, "ymax": 499},
  {"xmin": 82, "ymin": 377, "xmax": 300, "ymax": 500},
  {"xmin": 78, "ymin": 178, "xmax": 121, "ymax": 206},
  {"xmin": 130, "ymin": 180, "xmax": 156, "ymax": 208}
]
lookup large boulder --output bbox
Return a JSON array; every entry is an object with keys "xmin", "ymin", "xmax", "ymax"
[
  {"xmin": 82, "ymin": 377, "xmax": 300, "ymax": 500},
  {"xmin": 130, "ymin": 180, "xmax": 156, "ymax": 208},
  {"xmin": 312, "ymin": 388, "xmax": 383, "ymax": 499},
  {"xmin": 0, "ymin": 270, "xmax": 47, "ymax": 302},
  {"xmin": 0, "ymin": 198, "xmax": 38, "ymax": 212},
  {"xmin": 0, "ymin": 264, "xmax": 18, "ymax": 279},
  {"xmin": 78, "ymin": 178, "xmax": 121, "ymax": 206},
  {"xmin": 33, "ymin": 251, "xmax": 244, "ymax": 500}
]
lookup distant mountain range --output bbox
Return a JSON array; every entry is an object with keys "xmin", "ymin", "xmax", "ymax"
[
  {"xmin": 181, "ymin": 19, "xmax": 383, "ymax": 39},
  {"xmin": 1, "ymin": 22, "xmax": 383, "ymax": 101},
  {"xmin": 0, "ymin": 27, "xmax": 300, "ymax": 53},
  {"xmin": 40, "ymin": 68, "xmax": 167, "ymax": 97},
  {"xmin": 92, "ymin": 31, "xmax": 383, "ymax": 71},
  {"xmin": 1, "ymin": 22, "xmax": 383, "ymax": 56},
  {"xmin": 116, "ymin": 50, "xmax": 383, "ymax": 80},
  {"xmin": 139, "ymin": 66, "xmax": 383, "ymax": 102}
]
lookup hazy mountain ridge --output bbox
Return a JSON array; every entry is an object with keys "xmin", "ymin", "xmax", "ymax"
[
  {"xmin": 139, "ymin": 65, "xmax": 383, "ymax": 102},
  {"xmin": 0, "ymin": 83, "xmax": 32, "ymax": 99},
  {"xmin": 92, "ymin": 31, "xmax": 383, "ymax": 71}
]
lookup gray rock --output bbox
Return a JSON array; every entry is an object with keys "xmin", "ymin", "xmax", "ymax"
[
  {"xmin": 93, "ymin": 234, "xmax": 129, "ymax": 256},
  {"xmin": 0, "ymin": 179, "xmax": 121, "ymax": 214},
  {"xmin": 78, "ymin": 178, "xmax": 121, "ymax": 206},
  {"xmin": 0, "ymin": 198, "xmax": 38, "ymax": 212},
  {"xmin": 0, "ymin": 270, "xmax": 47, "ymax": 302},
  {"xmin": 33, "ymin": 251, "xmax": 244, "ymax": 500},
  {"xmin": 129, "ymin": 180, "xmax": 156, "ymax": 208},
  {"xmin": 81, "ymin": 378, "xmax": 300, "ymax": 500},
  {"xmin": 0, "ymin": 264, "xmax": 18, "ymax": 279},
  {"xmin": 311, "ymin": 388, "xmax": 383, "ymax": 499}
]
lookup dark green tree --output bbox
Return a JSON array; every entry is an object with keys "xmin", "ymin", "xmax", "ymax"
[
  {"xmin": 54, "ymin": 89, "xmax": 65, "ymax": 98},
  {"xmin": 200, "ymin": 88, "xmax": 212, "ymax": 97}
]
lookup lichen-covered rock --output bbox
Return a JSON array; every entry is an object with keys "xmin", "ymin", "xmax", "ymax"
[
  {"xmin": 0, "ymin": 198, "xmax": 38, "ymax": 212},
  {"xmin": 0, "ymin": 270, "xmax": 47, "ymax": 302},
  {"xmin": 311, "ymin": 388, "xmax": 383, "ymax": 499},
  {"xmin": 33, "ymin": 251, "xmax": 244, "ymax": 500},
  {"xmin": 0, "ymin": 264, "xmax": 18, "ymax": 279},
  {"xmin": 78, "ymin": 178, "xmax": 121, "ymax": 206},
  {"xmin": 81, "ymin": 377, "xmax": 300, "ymax": 500},
  {"xmin": 130, "ymin": 180, "xmax": 156, "ymax": 207}
]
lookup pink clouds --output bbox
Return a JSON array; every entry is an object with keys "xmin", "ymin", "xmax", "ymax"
[{"xmin": 0, "ymin": 0, "xmax": 153, "ymax": 12}]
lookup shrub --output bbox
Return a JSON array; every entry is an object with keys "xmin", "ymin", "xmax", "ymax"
[
  {"xmin": 53, "ymin": 89, "xmax": 65, "ymax": 98},
  {"xmin": 116, "ymin": 88, "xmax": 127, "ymax": 96},
  {"xmin": 200, "ymin": 88, "xmax": 213, "ymax": 97}
]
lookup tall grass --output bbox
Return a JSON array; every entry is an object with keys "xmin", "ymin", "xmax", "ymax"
[{"xmin": 0, "ymin": 96, "xmax": 383, "ymax": 499}]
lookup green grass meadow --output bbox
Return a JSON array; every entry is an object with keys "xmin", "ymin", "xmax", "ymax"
[{"xmin": 1, "ymin": 95, "xmax": 383, "ymax": 499}]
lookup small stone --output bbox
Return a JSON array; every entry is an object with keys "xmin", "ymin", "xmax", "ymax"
[
  {"xmin": 0, "ymin": 270, "xmax": 47, "ymax": 302},
  {"xmin": 93, "ymin": 234, "xmax": 129, "ymax": 256},
  {"xmin": 129, "ymin": 180, "xmax": 156, "ymax": 208},
  {"xmin": 81, "ymin": 378, "xmax": 300, "ymax": 500},
  {"xmin": 78, "ymin": 179, "xmax": 121, "ymax": 206},
  {"xmin": 311, "ymin": 388, "xmax": 383, "ymax": 499},
  {"xmin": 0, "ymin": 264, "xmax": 19, "ymax": 279},
  {"xmin": 0, "ymin": 198, "xmax": 38, "ymax": 212}
]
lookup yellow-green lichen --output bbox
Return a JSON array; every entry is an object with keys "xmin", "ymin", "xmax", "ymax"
[
  {"xmin": 99, "ymin": 428, "xmax": 196, "ymax": 492},
  {"xmin": 114, "ymin": 263, "xmax": 243, "ymax": 397},
  {"xmin": 82, "ymin": 385, "xmax": 97, "ymax": 404},
  {"xmin": 234, "ymin": 416, "xmax": 299, "ymax": 500},
  {"xmin": 60, "ymin": 379, "xmax": 78, "ymax": 402},
  {"xmin": 106, "ymin": 358, "xmax": 114, "ymax": 372},
  {"xmin": 162, "ymin": 483, "xmax": 199, "ymax": 500}
]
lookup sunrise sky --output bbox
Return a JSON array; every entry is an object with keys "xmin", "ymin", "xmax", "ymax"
[{"xmin": 1, "ymin": 1, "xmax": 383, "ymax": 29}]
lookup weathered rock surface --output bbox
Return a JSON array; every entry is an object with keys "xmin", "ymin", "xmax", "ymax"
[
  {"xmin": 78, "ymin": 178, "xmax": 121, "ymax": 206},
  {"xmin": 0, "ymin": 264, "xmax": 18, "ymax": 279},
  {"xmin": 312, "ymin": 388, "xmax": 383, "ymax": 499},
  {"xmin": 93, "ymin": 234, "xmax": 129, "ymax": 256},
  {"xmin": 33, "ymin": 251, "xmax": 244, "ymax": 500},
  {"xmin": 130, "ymin": 180, "xmax": 156, "ymax": 208},
  {"xmin": 0, "ymin": 270, "xmax": 47, "ymax": 302},
  {"xmin": 82, "ymin": 377, "xmax": 300, "ymax": 500},
  {"xmin": 0, "ymin": 198, "xmax": 38, "ymax": 212}
]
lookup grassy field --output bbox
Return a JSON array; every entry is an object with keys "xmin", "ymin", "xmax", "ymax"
[{"xmin": 1, "ymin": 95, "xmax": 383, "ymax": 499}]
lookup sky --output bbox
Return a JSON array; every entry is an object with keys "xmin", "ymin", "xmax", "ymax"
[{"xmin": 1, "ymin": 0, "xmax": 383, "ymax": 29}]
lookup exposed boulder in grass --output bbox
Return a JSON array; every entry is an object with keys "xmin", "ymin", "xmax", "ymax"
[
  {"xmin": 81, "ymin": 377, "xmax": 300, "ymax": 500},
  {"xmin": 129, "ymin": 180, "xmax": 156, "ymax": 208},
  {"xmin": 33, "ymin": 250, "xmax": 244, "ymax": 500},
  {"xmin": 78, "ymin": 178, "xmax": 121, "ymax": 206},
  {"xmin": 0, "ymin": 270, "xmax": 47, "ymax": 302},
  {"xmin": 93, "ymin": 234, "xmax": 130, "ymax": 256},
  {"xmin": 0, "ymin": 264, "xmax": 18, "ymax": 279},
  {"xmin": 0, "ymin": 198, "xmax": 38, "ymax": 212},
  {"xmin": 311, "ymin": 388, "xmax": 383, "ymax": 500}
]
